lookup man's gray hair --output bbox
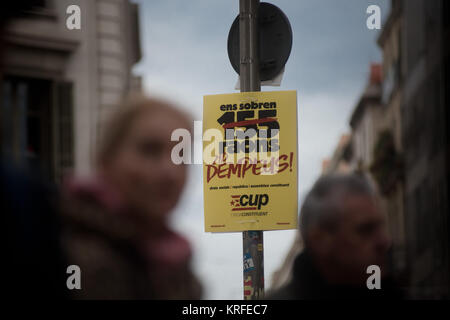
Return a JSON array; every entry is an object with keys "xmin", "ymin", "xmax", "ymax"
[{"xmin": 299, "ymin": 174, "xmax": 376, "ymax": 244}]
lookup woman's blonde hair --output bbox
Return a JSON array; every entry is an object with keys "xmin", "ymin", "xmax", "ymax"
[{"xmin": 97, "ymin": 94, "xmax": 191, "ymax": 167}]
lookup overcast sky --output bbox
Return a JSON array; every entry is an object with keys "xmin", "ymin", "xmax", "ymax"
[{"xmin": 132, "ymin": 0, "xmax": 389, "ymax": 299}]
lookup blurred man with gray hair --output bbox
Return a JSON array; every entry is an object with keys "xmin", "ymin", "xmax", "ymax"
[{"xmin": 270, "ymin": 174, "xmax": 402, "ymax": 299}]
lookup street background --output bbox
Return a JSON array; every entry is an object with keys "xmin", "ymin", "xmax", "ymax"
[{"xmin": 132, "ymin": 0, "xmax": 389, "ymax": 299}]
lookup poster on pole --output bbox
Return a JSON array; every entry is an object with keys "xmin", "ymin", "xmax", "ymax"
[{"xmin": 203, "ymin": 90, "xmax": 298, "ymax": 232}]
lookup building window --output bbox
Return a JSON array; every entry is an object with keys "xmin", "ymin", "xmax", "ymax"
[
  {"xmin": 20, "ymin": 0, "xmax": 56, "ymax": 20},
  {"xmin": 1, "ymin": 76, "xmax": 73, "ymax": 183}
]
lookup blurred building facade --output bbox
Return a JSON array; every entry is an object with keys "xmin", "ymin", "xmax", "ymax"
[
  {"xmin": 397, "ymin": 0, "xmax": 449, "ymax": 298},
  {"xmin": 321, "ymin": 134, "xmax": 352, "ymax": 175},
  {"xmin": 324, "ymin": 0, "xmax": 449, "ymax": 298},
  {"xmin": 375, "ymin": 0, "xmax": 407, "ymax": 281},
  {"xmin": 272, "ymin": 0, "xmax": 449, "ymax": 298},
  {"xmin": 1, "ymin": 0, "xmax": 141, "ymax": 182}
]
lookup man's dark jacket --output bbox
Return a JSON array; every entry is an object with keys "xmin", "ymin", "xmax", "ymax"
[{"xmin": 268, "ymin": 250, "xmax": 402, "ymax": 300}]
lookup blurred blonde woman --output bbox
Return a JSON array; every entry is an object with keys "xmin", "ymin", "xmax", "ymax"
[{"xmin": 60, "ymin": 95, "xmax": 201, "ymax": 299}]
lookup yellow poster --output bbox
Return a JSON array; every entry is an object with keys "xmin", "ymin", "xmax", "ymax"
[{"xmin": 203, "ymin": 90, "xmax": 298, "ymax": 232}]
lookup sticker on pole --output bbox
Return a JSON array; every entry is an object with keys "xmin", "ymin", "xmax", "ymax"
[
  {"xmin": 203, "ymin": 90, "xmax": 298, "ymax": 232},
  {"xmin": 243, "ymin": 253, "xmax": 255, "ymax": 272}
]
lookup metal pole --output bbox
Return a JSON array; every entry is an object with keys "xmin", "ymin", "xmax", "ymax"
[
  {"xmin": 239, "ymin": 0, "xmax": 261, "ymax": 92},
  {"xmin": 239, "ymin": 0, "xmax": 263, "ymax": 300}
]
